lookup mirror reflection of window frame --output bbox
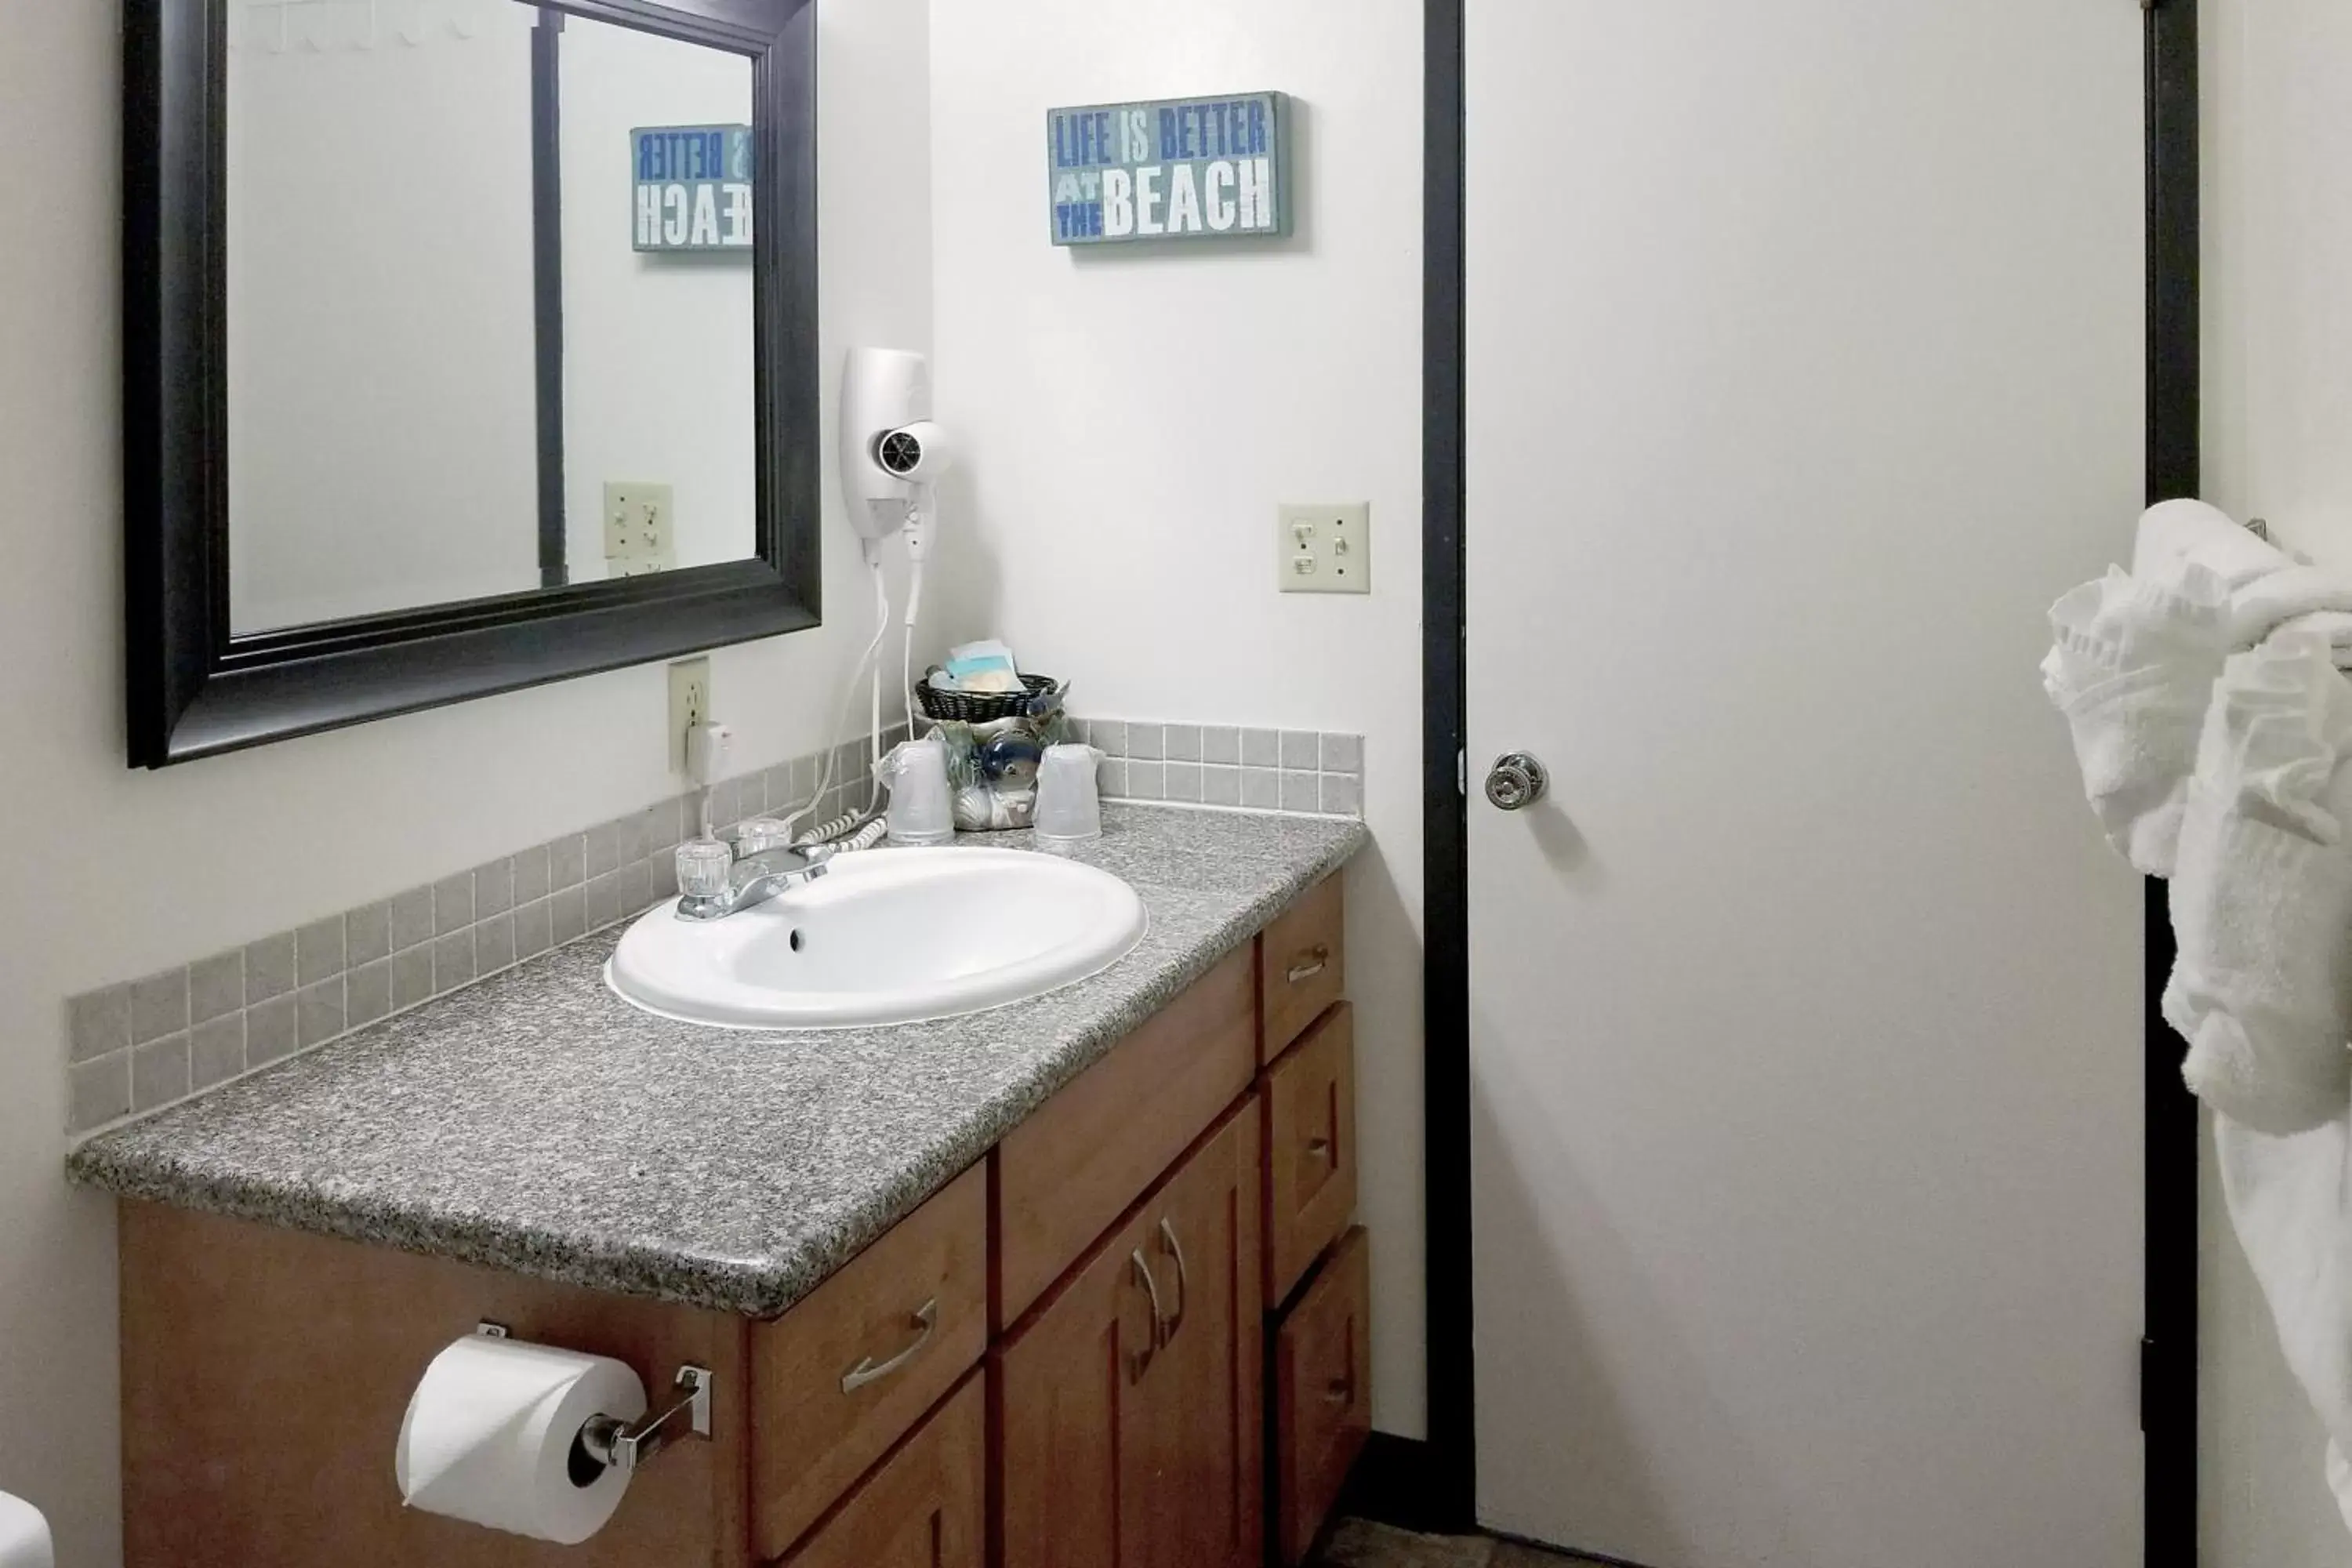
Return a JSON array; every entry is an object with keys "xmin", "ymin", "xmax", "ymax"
[{"xmin": 531, "ymin": 6, "xmax": 568, "ymax": 588}]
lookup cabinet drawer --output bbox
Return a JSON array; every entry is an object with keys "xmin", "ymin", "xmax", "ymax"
[
  {"xmin": 1263, "ymin": 1003, "xmax": 1357, "ymax": 1305},
  {"xmin": 776, "ymin": 1372, "xmax": 985, "ymax": 1568},
  {"xmin": 996, "ymin": 947, "xmax": 1257, "ymax": 1326},
  {"xmin": 1260, "ymin": 875, "xmax": 1344, "ymax": 1064},
  {"xmin": 1274, "ymin": 1227, "xmax": 1373, "ymax": 1568},
  {"xmin": 750, "ymin": 1162, "xmax": 988, "ymax": 1561}
]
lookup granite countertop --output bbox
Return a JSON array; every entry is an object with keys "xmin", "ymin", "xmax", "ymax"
[{"xmin": 67, "ymin": 804, "xmax": 1366, "ymax": 1318}]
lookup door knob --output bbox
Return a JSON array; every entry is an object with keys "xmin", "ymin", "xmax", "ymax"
[{"xmin": 1484, "ymin": 753, "xmax": 1548, "ymax": 811}]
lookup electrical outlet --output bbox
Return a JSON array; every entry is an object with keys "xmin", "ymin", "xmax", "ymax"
[
  {"xmin": 604, "ymin": 481, "xmax": 675, "ymax": 561},
  {"xmin": 1276, "ymin": 503, "xmax": 1371, "ymax": 593},
  {"xmin": 668, "ymin": 657, "xmax": 711, "ymax": 774}
]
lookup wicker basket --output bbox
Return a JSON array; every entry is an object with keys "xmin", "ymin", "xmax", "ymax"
[{"xmin": 914, "ymin": 673, "xmax": 1062, "ymax": 724}]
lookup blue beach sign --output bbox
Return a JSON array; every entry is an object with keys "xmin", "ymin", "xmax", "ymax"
[
  {"xmin": 1046, "ymin": 92, "xmax": 1289, "ymax": 245},
  {"xmin": 632, "ymin": 123, "xmax": 753, "ymax": 252}
]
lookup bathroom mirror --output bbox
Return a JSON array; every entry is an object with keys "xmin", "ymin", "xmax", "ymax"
[{"xmin": 125, "ymin": 0, "xmax": 817, "ymax": 766}]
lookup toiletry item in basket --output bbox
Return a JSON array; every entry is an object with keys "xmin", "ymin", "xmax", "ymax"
[
  {"xmin": 938, "ymin": 639, "xmax": 1022, "ymax": 694},
  {"xmin": 881, "ymin": 737, "xmax": 955, "ymax": 845},
  {"xmin": 1035, "ymin": 744, "xmax": 1105, "ymax": 844}
]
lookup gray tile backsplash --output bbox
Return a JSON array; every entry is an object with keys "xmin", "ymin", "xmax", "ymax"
[
  {"xmin": 1080, "ymin": 717, "xmax": 1365, "ymax": 821},
  {"xmin": 64, "ymin": 731, "xmax": 882, "ymax": 1138},
  {"xmin": 189, "ymin": 950, "xmax": 243, "ymax": 1025},
  {"xmin": 63, "ymin": 713, "xmax": 1366, "ymax": 1138},
  {"xmin": 244, "ymin": 932, "xmax": 296, "ymax": 1004}
]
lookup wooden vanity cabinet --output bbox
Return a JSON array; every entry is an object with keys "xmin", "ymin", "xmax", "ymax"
[
  {"xmin": 112, "ymin": 873, "xmax": 1359, "ymax": 1568},
  {"xmin": 994, "ymin": 1102, "xmax": 1264, "ymax": 1568}
]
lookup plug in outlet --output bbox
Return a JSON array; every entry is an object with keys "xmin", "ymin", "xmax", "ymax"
[
  {"xmin": 605, "ymin": 481, "xmax": 676, "ymax": 574},
  {"xmin": 1276, "ymin": 503, "xmax": 1371, "ymax": 593},
  {"xmin": 668, "ymin": 657, "xmax": 712, "ymax": 774}
]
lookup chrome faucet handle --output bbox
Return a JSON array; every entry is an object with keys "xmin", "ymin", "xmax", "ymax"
[
  {"xmin": 676, "ymin": 840, "xmax": 735, "ymax": 901},
  {"xmin": 720, "ymin": 817, "xmax": 797, "ymax": 858},
  {"xmin": 675, "ymin": 840, "xmax": 830, "ymax": 922}
]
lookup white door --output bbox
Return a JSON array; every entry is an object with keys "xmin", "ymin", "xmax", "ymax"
[{"xmin": 1466, "ymin": 6, "xmax": 2147, "ymax": 1566}]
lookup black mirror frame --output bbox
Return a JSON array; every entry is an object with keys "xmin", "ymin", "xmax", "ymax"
[{"xmin": 122, "ymin": 0, "xmax": 819, "ymax": 768}]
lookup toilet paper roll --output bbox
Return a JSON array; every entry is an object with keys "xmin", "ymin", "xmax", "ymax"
[
  {"xmin": 395, "ymin": 1335, "xmax": 648, "ymax": 1545},
  {"xmin": 0, "ymin": 1491, "xmax": 53, "ymax": 1568}
]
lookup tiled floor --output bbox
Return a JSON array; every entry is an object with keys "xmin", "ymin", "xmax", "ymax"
[{"xmin": 1314, "ymin": 1518, "xmax": 1592, "ymax": 1567}]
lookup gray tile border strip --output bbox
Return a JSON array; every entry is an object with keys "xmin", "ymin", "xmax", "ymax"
[
  {"xmin": 61, "ymin": 716, "xmax": 1366, "ymax": 1139},
  {"xmin": 1079, "ymin": 716, "xmax": 1365, "ymax": 822},
  {"xmin": 62, "ymin": 737, "xmax": 880, "ymax": 1138}
]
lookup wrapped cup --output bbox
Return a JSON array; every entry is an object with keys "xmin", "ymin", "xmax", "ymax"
[{"xmin": 1034, "ymin": 744, "xmax": 1105, "ymax": 844}]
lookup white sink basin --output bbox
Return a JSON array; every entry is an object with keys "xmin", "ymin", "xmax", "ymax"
[{"xmin": 604, "ymin": 846, "xmax": 1148, "ymax": 1030}]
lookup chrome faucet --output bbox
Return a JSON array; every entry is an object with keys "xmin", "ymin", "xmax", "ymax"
[{"xmin": 673, "ymin": 829, "xmax": 831, "ymax": 922}]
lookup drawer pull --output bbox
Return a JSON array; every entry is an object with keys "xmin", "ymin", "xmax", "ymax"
[
  {"xmin": 1128, "ymin": 1249, "xmax": 1166, "ymax": 1383},
  {"xmin": 1324, "ymin": 1376, "xmax": 1355, "ymax": 1408},
  {"xmin": 1156, "ymin": 1219, "xmax": 1189, "ymax": 1348},
  {"xmin": 1286, "ymin": 945, "xmax": 1332, "ymax": 985},
  {"xmin": 1305, "ymin": 1136, "xmax": 1334, "ymax": 1161},
  {"xmin": 840, "ymin": 1297, "xmax": 938, "ymax": 1394}
]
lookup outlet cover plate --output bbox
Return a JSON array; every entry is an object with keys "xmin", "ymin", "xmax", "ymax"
[
  {"xmin": 1276, "ymin": 503, "xmax": 1370, "ymax": 593},
  {"xmin": 604, "ymin": 481, "xmax": 675, "ymax": 562},
  {"xmin": 668, "ymin": 657, "xmax": 711, "ymax": 774}
]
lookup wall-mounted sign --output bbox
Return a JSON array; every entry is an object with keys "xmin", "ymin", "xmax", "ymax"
[
  {"xmin": 632, "ymin": 123, "xmax": 753, "ymax": 252},
  {"xmin": 1046, "ymin": 92, "xmax": 1288, "ymax": 246}
]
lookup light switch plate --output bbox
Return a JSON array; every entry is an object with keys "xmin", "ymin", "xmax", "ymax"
[
  {"xmin": 604, "ymin": 481, "xmax": 674, "ymax": 562},
  {"xmin": 1276, "ymin": 503, "xmax": 1370, "ymax": 593}
]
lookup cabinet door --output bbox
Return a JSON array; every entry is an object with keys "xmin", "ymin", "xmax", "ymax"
[
  {"xmin": 778, "ymin": 1373, "xmax": 984, "ymax": 1568},
  {"xmin": 996, "ymin": 1102, "xmax": 1263, "ymax": 1568}
]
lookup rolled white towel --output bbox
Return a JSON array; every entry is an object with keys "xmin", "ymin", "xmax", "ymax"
[
  {"xmin": 2132, "ymin": 499, "xmax": 2352, "ymax": 666},
  {"xmin": 2040, "ymin": 562, "xmax": 2228, "ymax": 874},
  {"xmin": 0, "ymin": 1493, "xmax": 51, "ymax": 1568},
  {"xmin": 2234, "ymin": 566, "xmax": 2352, "ymax": 651},
  {"xmin": 2135, "ymin": 497, "xmax": 2292, "ymax": 590},
  {"xmin": 2165, "ymin": 633, "xmax": 2352, "ymax": 1135},
  {"xmin": 2213, "ymin": 1110, "xmax": 2352, "ymax": 1538}
]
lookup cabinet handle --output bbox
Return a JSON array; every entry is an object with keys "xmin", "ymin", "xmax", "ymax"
[
  {"xmin": 1127, "ymin": 1250, "xmax": 1166, "ymax": 1383},
  {"xmin": 1305, "ymin": 1136, "xmax": 1334, "ymax": 1162},
  {"xmin": 840, "ymin": 1297, "xmax": 938, "ymax": 1394},
  {"xmin": 1285, "ymin": 945, "xmax": 1331, "ymax": 985},
  {"xmin": 1156, "ymin": 1219, "xmax": 1189, "ymax": 1348},
  {"xmin": 1324, "ymin": 1375, "xmax": 1355, "ymax": 1408}
]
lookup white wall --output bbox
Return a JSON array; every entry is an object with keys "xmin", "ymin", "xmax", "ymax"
[
  {"xmin": 557, "ymin": 17, "xmax": 758, "ymax": 579},
  {"xmin": 0, "ymin": 3, "xmax": 930, "ymax": 1563},
  {"xmin": 2201, "ymin": 2, "xmax": 2352, "ymax": 1560},
  {"xmin": 227, "ymin": 0, "xmax": 540, "ymax": 630},
  {"xmin": 927, "ymin": 0, "xmax": 1428, "ymax": 1436}
]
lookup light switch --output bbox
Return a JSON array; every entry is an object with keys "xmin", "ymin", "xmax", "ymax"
[
  {"xmin": 1276, "ymin": 503, "xmax": 1370, "ymax": 594},
  {"xmin": 604, "ymin": 481, "xmax": 675, "ymax": 572}
]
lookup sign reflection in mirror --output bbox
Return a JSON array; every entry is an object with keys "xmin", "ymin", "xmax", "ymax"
[
  {"xmin": 633, "ymin": 123, "xmax": 753, "ymax": 252},
  {"xmin": 225, "ymin": 2, "xmax": 758, "ymax": 635}
]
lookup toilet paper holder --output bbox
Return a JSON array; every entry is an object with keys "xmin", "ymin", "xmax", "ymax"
[{"xmin": 475, "ymin": 1322, "xmax": 712, "ymax": 1476}]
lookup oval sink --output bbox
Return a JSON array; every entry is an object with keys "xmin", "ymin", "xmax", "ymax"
[{"xmin": 605, "ymin": 846, "xmax": 1148, "ymax": 1030}]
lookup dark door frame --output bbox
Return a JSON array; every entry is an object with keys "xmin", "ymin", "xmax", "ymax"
[
  {"xmin": 1409, "ymin": 0, "xmax": 2202, "ymax": 1554},
  {"xmin": 2143, "ymin": 2, "xmax": 2200, "ymax": 1563}
]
